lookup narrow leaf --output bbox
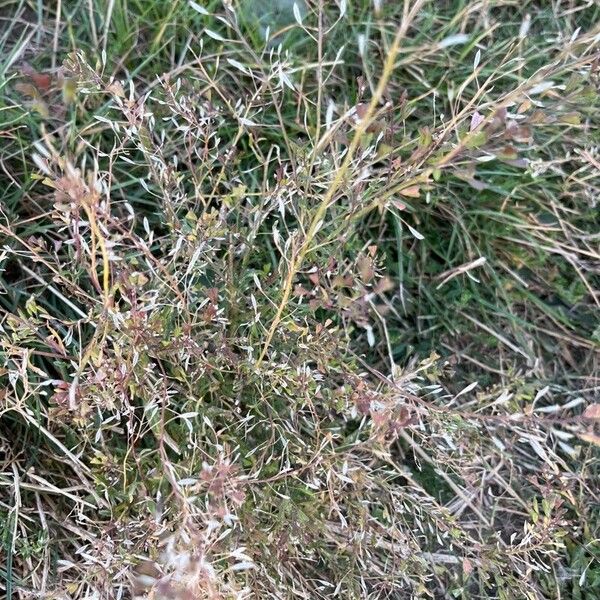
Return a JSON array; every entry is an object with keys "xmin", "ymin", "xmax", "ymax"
[
  {"xmin": 189, "ymin": 1, "xmax": 209, "ymax": 15},
  {"xmin": 407, "ymin": 224, "xmax": 424, "ymax": 240},
  {"xmin": 293, "ymin": 3, "xmax": 303, "ymax": 25}
]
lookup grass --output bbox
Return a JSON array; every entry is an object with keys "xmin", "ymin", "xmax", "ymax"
[{"xmin": 0, "ymin": 0, "xmax": 599, "ymax": 598}]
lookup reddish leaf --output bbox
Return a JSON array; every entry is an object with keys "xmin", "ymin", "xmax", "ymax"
[
  {"xmin": 399, "ymin": 185, "xmax": 420, "ymax": 198},
  {"xmin": 463, "ymin": 557, "xmax": 474, "ymax": 576},
  {"xmin": 30, "ymin": 72, "xmax": 52, "ymax": 91},
  {"xmin": 506, "ymin": 122, "xmax": 533, "ymax": 143},
  {"xmin": 498, "ymin": 145, "xmax": 518, "ymax": 160},
  {"xmin": 21, "ymin": 64, "xmax": 52, "ymax": 92},
  {"xmin": 355, "ymin": 103, "xmax": 368, "ymax": 121},
  {"xmin": 470, "ymin": 111, "xmax": 485, "ymax": 131},
  {"xmin": 583, "ymin": 404, "xmax": 600, "ymax": 420},
  {"xmin": 308, "ymin": 272, "xmax": 320, "ymax": 286}
]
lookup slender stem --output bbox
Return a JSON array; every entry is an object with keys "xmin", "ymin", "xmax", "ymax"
[{"xmin": 256, "ymin": 0, "xmax": 425, "ymax": 367}]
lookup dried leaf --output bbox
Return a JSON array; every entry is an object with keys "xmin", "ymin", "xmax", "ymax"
[
  {"xmin": 107, "ymin": 81, "xmax": 125, "ymax": 98},
  {"xmin": 470, "ymin": 111, "xmax": 485, "ymax": 131},
  {"xmin": 506, "ymin": 123, "xmax": 532, "ymax": 143},
  {"xmin": 358, "ymin": 256, "xmax": 375, "ymax": 282},
  {"xmin": 463, "ymin": 557, "xmax": 474, "ymax": 576},
  {"xmin": 21, "ymin": 64, "xmax": 52, "ymax": 91},
  {"xmin": 374, "ymin": 276, "xmax": 394, "ymax": 294},
  {"xmin": 578, "ymin": 432, "xmax": 600, "ymax": 447},
  {"xmin": 14, "ymin": 82, "xmax": 41, "ymax": 99},
  {"xmin": 498, "ymin": 145, "xmax": 518, "ymax": 160},
  {"xmin": 486, "ymin": 107, "xmax": 507, "ymax": 133},
  {"xmin": 30, "ymin": 71, "xmax": 52, "ymax": 91},
  {"xmin": 529, "ymin": 110, "xmax": 547, "ymax": 124},
  {"xmin": 583, "ymin": 404, "xmax": 600, "ymax": 420},
  {"xmin": 399, "ymin": 185, "xmax": 420, "ymax": 198}
]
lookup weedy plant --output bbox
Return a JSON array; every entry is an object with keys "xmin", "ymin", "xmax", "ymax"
[{"xmin": 0, "ymin": 1, "xmax": 599, "ymax": 599}]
